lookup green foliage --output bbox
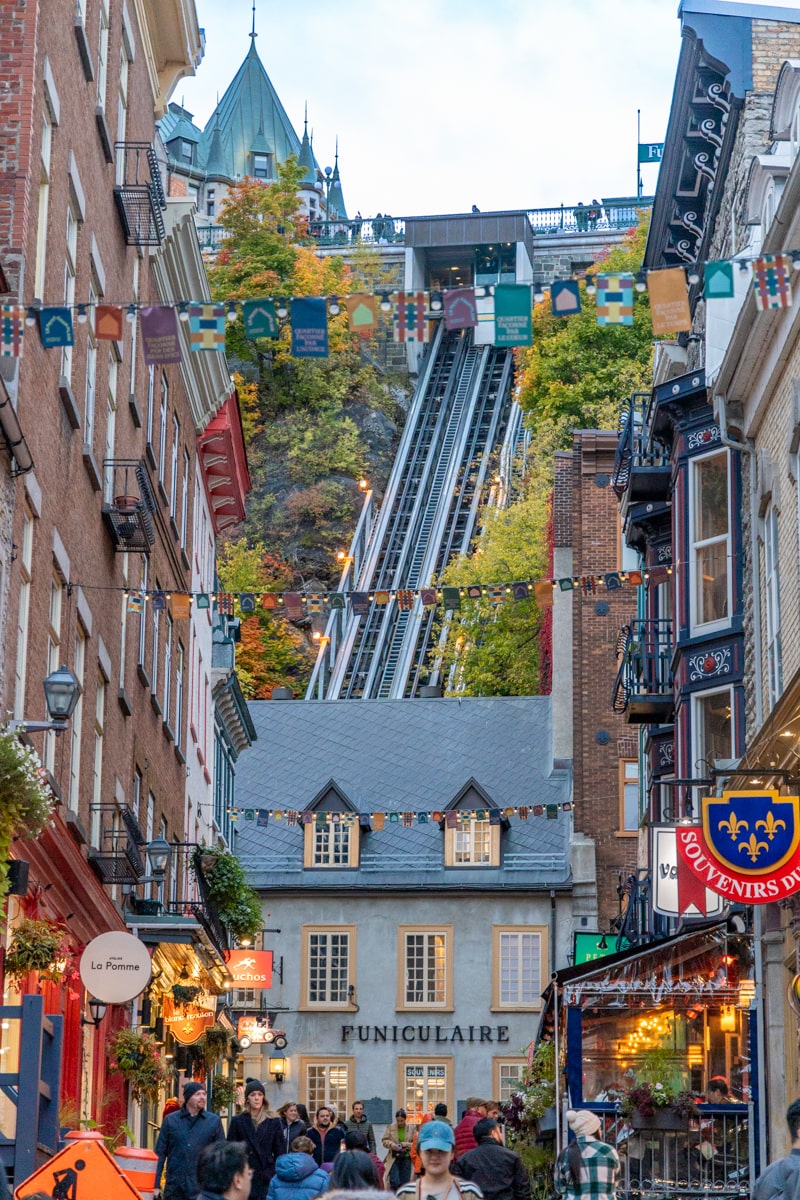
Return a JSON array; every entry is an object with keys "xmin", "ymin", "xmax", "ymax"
[
  {"xmin": 197, "ymin": 848, "xmax": 262, "ymax": 943},
  {"xmin": 210, "ymin": 1073, "xmax": 238, "ymax": 1112},
  {"xmin": 108, "ymin": 1028, "xmax": 168, "ymax": 1104},
  {"xmin": 195, "ymin": 1027, "xmax": 231, "ymax": 1070},
  {"xmin": 0, "ymin": 728, "xmax": 56, "ymax": 902},
  {"xmin": 4, "ymin": 918, "xmax": 70, "ymax": 983}
]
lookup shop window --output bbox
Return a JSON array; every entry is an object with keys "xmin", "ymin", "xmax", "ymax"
[
  {"xmin": 397, "ymin": 926, "xmax": 453, "ymax": 1011},
  {"xmin": 445, "ymin": 817, "xmax": 498, "ymax": 866},
  {"xmin": 300, "ymin": 925, "xmax": 355, "ymax": 1009},
  {"xmin": 763, "ymin": 503, "xmax": 783, "ymax": 706},
  {"xmin": 689, "ymin": 449, "xmax": 731, "ymax": 634},
  {"xmin": 619, "ymin": 759, "xmax": 639, "ymax": 835},
  {"xmin": 300, "ymin": 1057, "xmax": 353, "ymax": 1116},
  {"xmin": 493, "ymin": 1057, "xmax": 527, "ymax": 1103},
  {"xmin": 396, "ymin": 1058, "xmax": 451, "ymax": 1125},
  {"xmin": 492, "ymin": 927, "xmax": 546, "ymax": 1010}
]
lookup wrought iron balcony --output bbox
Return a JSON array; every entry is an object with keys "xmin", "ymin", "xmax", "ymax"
[
  {"xmin": 102, "ymin": 459, "xmax": 156, "ymax": 553},
  {"xmin": 612, "ymin": 619, "xmax": 674, "ymax": 724},
  {"xmin": 88, "ymin": 804, "xmax": 146, "ymax": 884},
  {"xmin": 613, "ymin": 393, "xmax": 672, "ymax": 504},
  {"xmin": 113, "ymin": 143, "xmax": 166, "ymax": 246}
]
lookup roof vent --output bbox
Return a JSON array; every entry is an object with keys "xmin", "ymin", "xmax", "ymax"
[{"xmin": 271, "ymin": 687, "xmax": 294, "ymax": 700}]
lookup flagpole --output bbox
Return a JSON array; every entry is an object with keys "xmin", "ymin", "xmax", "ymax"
[{"xmin": 637, "ymin": 109, "xmax": 642, "ymax": 199}]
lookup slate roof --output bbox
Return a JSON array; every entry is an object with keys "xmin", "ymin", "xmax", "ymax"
[{"xmin": 234, "ymin": 696, "xmax": 572, "ymax": 892}]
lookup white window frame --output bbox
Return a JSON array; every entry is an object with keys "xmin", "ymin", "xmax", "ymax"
[
  {"xmin": 398, "ymin": 1059, "xmax": 451, "ymax": 1125},
  {"xmin": 170, "ymin": 413, "xmax": 180, "ymax": 518},
  {"xmin": 103, "ymin": 350, "xmax": 118, "ymax": 502},
  {"xmin": 447, "ymin": 817, "xmax": 496, "ymax": 866},
  {"xmin": 764, "ymin": 502, "xmax": 783, "ymax": 707},
  {"xmin": 84, "ymin": 283, "xmax": 98, "ymax": 448},
  {"xmin": 301, "ymin": 1058, "xmax": 353, "ymax": 1117},
  {"xmin": 44, "ymin": 570, "xmax": 65, "ymax": 773},
  {"xmin": 180, "ymin": 448, "xmax": 190, "ymax": 548},
  {"xmin": 494, "ymin": 1058, "xmax": 528, "ymax": 1104},
  {"xmin": 13, "ymin": 508, "xmax": 34, "ymax": 720},
  {"xmin": 492, "ymin": 926, "xmax": 546, "ymax": 1010},
  {"xmin": 68, "ymin": 626, "xmax": 86, "ymax": 811},
  {"xmin": 175, "ymin": 641, "xmax": 184, "ymax": 749},
  {"xmin": 398, "ymin": 926, "xmax": 453, "ymax": 1011},
  {"xmin": 62, "ymin": 200, "xmax": 79, "ymax": 379},
  {"xmin": 34, "ymin": 111, "xmax": 53, "ymax": 300},
  {"xmin": 158, "ymin": 375, "xmax": 168, "ymax": 482},
  {"xmin": 96, "ymin": 0, "xmax": 110, "ymax": 112},
  {"xmin": 620, "ymin": 758, "xmax": 639, "ymax": 835},
  {"xmin": 90, "ymin": 674, "xmax": 106, "ymax": 845},
  {"xmin": 691, "ymin": 686, "xmax": 735, "ymax": 781},
  {"xmin": 689, "ymin": 448, "xmax": 731, "ymax": 636},
  {"xmin": 137, "ymin": 555, "xmax": 148, "ymax": 667},
  {"xmin": 146, "ymin": 365, "xmax": 155, "ymax": 449},
  {"xmin": 301, "ymin": 926, "xmax": 355, "ymax": 1009},
  {"xmin": 151, "ymin": 592, "xmax": 160, "ymax": 696},
  {"xmin": 163, "ymin": 613, "xmax": 172, "ymax": 723},
  {"xmin": 306, "ymin": 820, "xmax": 354, "ymax": 867}
]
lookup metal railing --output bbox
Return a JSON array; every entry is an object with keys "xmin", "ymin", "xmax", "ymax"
[
  {"xmin": 612, "ymin": 393, "xmax": 672, "ymax": 500},
  {"xmin": 613, "ymin": 619, "xmax": 674, "ymax": 716},
  {"xmin": 527, "ymin": 197, "xmax": 654, "ymax": 236},
  {"xmin": 113, "ymin": 142, "xmax": 166, "ymax": 245},
  {"xmin": 585, "ymin": 1104, "xmax": 752, "ymax": 1200}
]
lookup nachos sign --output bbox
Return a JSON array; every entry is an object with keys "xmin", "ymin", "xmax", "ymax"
[{"xmin": 676, "ymin": 790, "xmax": 800, "ymax": 904}]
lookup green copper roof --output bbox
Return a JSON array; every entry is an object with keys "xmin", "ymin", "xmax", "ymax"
[
  {"xmin": 297, "ymin": 111, "xmax": 318, "ymax": 187},
  {"xmin": 196, "ymin": 39, "xmax": 302, "ymax": 179},
  {"xmin": 327, "ymin": 145, "xmax": 347, "ymax": 220}
]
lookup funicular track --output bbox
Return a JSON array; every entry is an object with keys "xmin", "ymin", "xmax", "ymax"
[{"xmin": 307, "ymin": 324, "xmax": 515, "ymax": 700}]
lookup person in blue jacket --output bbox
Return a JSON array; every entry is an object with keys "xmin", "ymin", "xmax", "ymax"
[{"xmin": 267, "ymin": 1135, "xmax": 329, "ymax": 1200}]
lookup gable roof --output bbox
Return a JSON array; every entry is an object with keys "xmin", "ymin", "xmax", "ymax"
[{"xmin": 234, "ymin": 696, "xmax": 572, "ymax": 892}]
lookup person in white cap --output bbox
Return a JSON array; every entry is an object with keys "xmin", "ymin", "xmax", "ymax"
[{"xmin": 554, "ymin": 1110, "xmax": 619, "ymax": 1200}]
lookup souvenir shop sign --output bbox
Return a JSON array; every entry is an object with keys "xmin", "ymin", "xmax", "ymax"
[
  {"xmin": 652, "ymin": 826, "xmax": 726, "ymax": 918},
  {"xmin": 227, "ymin": 949, "xmax": 273, "ymax": 989},
  {"xmin": 677, "ymin": 790, "xmax": 800, "ymax": 904}
]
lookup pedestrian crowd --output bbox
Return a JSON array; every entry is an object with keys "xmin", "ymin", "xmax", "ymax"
[{"xmin": 154, "ymin": 1086, "xmax": 537, "ymax": 1200}]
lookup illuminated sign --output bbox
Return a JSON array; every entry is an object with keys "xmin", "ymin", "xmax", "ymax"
[{"xmin": 227, "ymin": 950, "xmax": 273, "ymax": 989}]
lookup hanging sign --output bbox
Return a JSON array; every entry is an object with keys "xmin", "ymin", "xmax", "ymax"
[
  {"xmin": 652, "ymin": 826, "xmax": 726, "ymax": 917},
  {"xmin": 165, "ymin": 1003, "xmax": 216, "ymax": 1045},
  {"xmin": 676, "ymin": 790, "xmax": 800, "ymax": 904},
  {"xmin": 638, "ymin": 142, "xmax": 664, "ymax": 162},
  {"xmin": 79, "ymin": 931, "xmax": 153, "ymax": 1003},
  {"xmin": 226, "ymin": 950, "xmax": 273, "ymax": 989}
]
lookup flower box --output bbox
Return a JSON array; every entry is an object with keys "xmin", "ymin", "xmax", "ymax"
[{"xmin": 631, "ymin": 1107, "xmax": 689, "ymax": 1131}]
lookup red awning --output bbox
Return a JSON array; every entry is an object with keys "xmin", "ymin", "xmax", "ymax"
[{"xmin": 198, "ymin": 392, "xmax": 251, "ymax": 534}]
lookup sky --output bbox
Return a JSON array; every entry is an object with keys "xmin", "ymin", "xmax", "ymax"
[{"xmin": 175, "ymin": 0, "xmax": 774, "ymax": 220}]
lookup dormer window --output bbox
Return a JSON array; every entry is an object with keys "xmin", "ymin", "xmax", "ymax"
[
  {"xmin": 312, "ymin": 820, "xmax": 353, "ymax": 867},
  {"xmin": 442, "ymin": 779, "xmax": 505, "ymax": 867},
  {"xmin": 180, "ymin": 140, "xmax": 194, "ymax": 166},
  {"xmin": 302, "ymin": 781, "xmax": 364, "ymax": 868},
  {"xmin": 252, "ymin": 153, "xmax": 271, "ymax": 180},
  {"xmin": 452, "ymin": 818, "xmax": 492, "ymax": 864}
]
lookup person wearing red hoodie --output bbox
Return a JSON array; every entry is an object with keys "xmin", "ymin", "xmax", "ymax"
[{"xmin": 453, "ymin": 1099, "xmax": 488, "ymax": 1161}]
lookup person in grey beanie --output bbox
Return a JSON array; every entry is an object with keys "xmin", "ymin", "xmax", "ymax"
[
  {"xmin": 155, "ymin": 1081, "xmax": 224, "ymax": 1200},
  {"xmin": 228, "ymin": 1079, "xmax": 285, "ymax": 1199}
]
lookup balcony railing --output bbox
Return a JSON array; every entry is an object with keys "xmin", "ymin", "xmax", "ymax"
[
  {"xmin": 101, "ymin": 459, "xmax": 156, "ymax": 553},
  {"xmin": 88, "ymin": 804, "xmax": 145, "ymax": 884},
  {"xmin": 613, "ymin": 619, "xmax": 674, "ymax": 724},
  {"xmin": 526, "ymin": 196, "xmax": 653, "ymax": 236},
  {"xmin": 613, "ymin": 393, "xmax": 672, "ymax": 503},
  {"xmin": 114, "ymin": 143, "xmax": 166, "ymax": 246},
  {"xmin": 584, "ymin": 1105, "xmax": 752, "ymax": 1200}
]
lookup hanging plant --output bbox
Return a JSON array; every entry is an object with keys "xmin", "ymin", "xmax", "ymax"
[
  {"xmin": 108, "ymin": 1028, "xmax": 168, "ymax": 1105},
  {"xmin": 172, "ymin": 983, "xmax": 203, "ymax": 1007},
  {"xmin": 4, "ymin": 918, "xmax": 71, "ymax": 984},
  {"xmin": 0, "ymin": 728, "xmax": 55, "ymax": 902},
  {"xmin": 195, "ymin": 1027, "xmax": 231, "ymax": 1070},
  {"xmin": 194, "ymin": 848, "xmax": 262, "ymax": 944},
  {"xmin": 209, "ymin": 1073, "xmax": 238, "ymax": 1112}
]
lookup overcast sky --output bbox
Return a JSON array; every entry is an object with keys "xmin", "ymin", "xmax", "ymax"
[{"xmin": 176, "ymin": 0, "xmax": 785, "ymax": 220}]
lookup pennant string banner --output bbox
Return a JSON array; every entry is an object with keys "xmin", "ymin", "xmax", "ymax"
[{"xmin": 229, "ymin": 803, "xmax": 573, "ymax": 824}]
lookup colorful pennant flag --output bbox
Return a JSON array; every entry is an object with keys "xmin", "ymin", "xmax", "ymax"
[
  {"xmin": 96, "ymin": 304, "xmax": 124, "ymax": 340},
  {"xmin": 217, "ymin": 592, "xmax": 234, "ymax": 615},
  {"xmin": 393, "ymin": 291, "xmax": 430, "ymax": 343},
  {"xmin": 170, "ymin": 593, "xmax": 191, "ymax": 620},
  {"xmin": 0, "ymin": 306, "xmax": 24, "ymax": 357},
  {"xmin": 442, "ymin": 586, "xmax": 461, "ymax": 611},
  {"xmin": 139, "ymin": 305, "xmax": 182, "ymax": 364},
  {"xmin": 705, "ymin": 260, "xmax": 735, "ymax": 300},
  {"xmin": 396, "ymin": 589, "xmax": 415, "ymax": 611},
  {"xmin": 291, "ymin": 298, "xmax": 329, "ymax": 357},
  {"xmin": 647, "ymin": 268, "xmax": 692, "ymax": 334},
  {"xmin": 239, "ymin": 593, "xmax": 256, "ymax": 612},
  {"xmin": 596, "ymin": 274, "xmax": 634, "ymax": 326},
  {"xmin": 38, "ymin": 307, "xmax": 74, "ymax": 348},
  {"xmin": 534, "ymin": 580, "xmax": 554, "ymax": 608},
  {"xmin": 420, "ymin": 588, "xmax": 437, "ymax": 608},
  {"xmin": 374, "ymin": 590, "xmax": 390, "ymax": 605},
  {"xmin": 604, "ymin": 572, "xmax": 622, "ymax": 590},
  {"xmin": 262, "ymin": 593, "xmax": 278, "ymax": 610},
  {"xmin": 345, "ymin": 293, "xmax": 378, "ymax": 337},
  {"xmin": 151, "ymin": 590, "xmax": 167, "ymax": 611},
  {"xmin": 126, "ymin": 591, "xmax": 145, "ymax": 613},
  {"xmin": 283, "ymin": 591, "xmax": 305, "ymax": 620},
  {"xmin": 351, "ymin": 592, "xmax": 369, "ymax": 615},
  {"xmin": 753, "ymin": 254, "xmax": 793, "ymax": 310},
  {"xmin": 550, "ymin": 280, "xmax": 581, "ymax": 317},
  {"xmin": 330, "ymin": 593, "xmax": 346, "ymax": 610},
  {"xmin": 243, "ymin": 299, "xmax": 278, "ymax": 338},
  {"xmin": 494, "ymin": 284, "xmax": 532, "ymax": 347},
  {"xmin": 443, "ymin": 287, "xmax": 478, "ymax": 330},
  {"xmin": 512, "ymin": 582, "xmax": 530, "ymax": 601},
  {"xmin": 195, "ymin": 593, "xmax": 210, "ymax": 609},
  {"xmin": 188, "ymin": 304, "xmax": 227, "ymax": 351}
]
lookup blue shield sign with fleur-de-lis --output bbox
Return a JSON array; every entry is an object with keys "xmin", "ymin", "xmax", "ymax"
[{"xmin": 702, "ymin": 791, "xmax": 800, "ymax": 874}]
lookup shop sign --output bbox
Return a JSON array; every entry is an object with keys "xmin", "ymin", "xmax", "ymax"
[
  {"xmin": 168, "ymin": 1008, "xmax": 216, "ymax": 1045},
  {"xmin": 227, "ymin": 949, "xmax": 273, "ymax": 989},
  {"xmin": 237, "ymin": 1015, "xmax": 285, "ymax": 1044},
  {"xmin": 573, "ymin": 932, "xmax": 630, "ymax": 964},
  {"xmin": 341, "ymin": 1023, "xmax": 509, "ymax": 1043},
  {"xmin": 652, "ymin": 826, "xmax": 726, "ymax": 917},
  {"xmin": 676, "ymin": 791, "xmax": 800, "ymax": 904},
  {"xmin": 79, "ymin": 932, "xmax": 152, "ymax": 1003}
]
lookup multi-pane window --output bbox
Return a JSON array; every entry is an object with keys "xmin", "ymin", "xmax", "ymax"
[
  {"xmin": 13, "ymin": 509, "xmax": 34, "ymax": 720},
  {"xmin": 252, "ymin": 154, "xmax": 270, "ymax": 179},
  {"xmin": 693, "ymin": 687, "xmax": 734, "ymax": 774},
  {"xmin": 158, "ymin": 376, "xmax": 168, "ymax": 482},
  {"xmin": 131, "ymin": 767, "xmax": 142, "ymax": 823},
  {"xmin": 164, "ymin": 614, "xmax": 173, "ymax": 722},
  {"xmin": 137, "ymin": 556, "xmax": 148, "ymax": 667},
  {"xmin": 691, "ymin": 450, "xmax": 730, "ymax": 632},
  {"xmin": 44, "ymin": 571, "xmax": 65, "ymax": 773},
  {"xmin": 103, "ymin": 352, "xmax": 118, "ymax": 501},
  {"xmin": 495, "ymin": 1060, "xmax": 527, "ymax": 1102},
  {"xmin": 146, "ymin": 366, "xmax": 155, "ymax": 448},
  {"xmin": 115, "ymin": 44, "xmax": 130, "ymax": 185},
  {"xmin": 304, "ymin": 1061, "xmax": 350, "ymax": 1117},
  {"xmin": 96, "ymin": 0, "xmax": 110, "ymax": 111},
  {"xmin": 91, "ymin": 675, "xmax": 106, "ymax": 846},
  {"xmin": 402, "ymin": 929, "xmax": 449, "ymax": 1008},
  {"xmin": 493, "ymin": 927, "xmax": 545, "ymax": 1009},
  {"xmin": 151, "ymin": 589, "xmax": 160, "ymax": 696},
  {"xmin": 206, "ymin": 189, "xmax": 216, "ymax": 218},
  {"xmin": 401, "ymin": 1062, "xmax": 448, "ymax": 1124},
  {"xmin": 34, "ymin": 112, "xmax": 52, "ymax": 299},
  {"xmin": 181, "ymin": 449, "xmax": 190, "ymax": 548},
  {"xmin": 314, "ymin": 822, "xmax": 351, "ymax": 866},
  {"xmin": 453, "ymin": 818, "xmax": 491, "ymax": 864},
  {"xmin": 68, "ymin": 628, "xmax": 86, "ymax": 811},
  {"xmin": 62, "ymin": 202, "xmax": 79, "ymax": 379},
  {"xmin": 170, "ymin": 414, "xmax": 180, "ymax": 518},
  {"xmin": 620, "ymin": 759, "xmax": 639, "ymax": 834},
  {"xmin": 175, "ymin": 642, "xmax": 184, "ymax": 749},
  {"xmin": 764, "ymin": 503, "xmax": 783, "ymax": 706},
  {"xmin": 305, "ymin": 929, "xmax": 351, "ymax": 1006},
  {"xmin": 85, "ymin": 284, "xmax": 97, "ymax": 448}
]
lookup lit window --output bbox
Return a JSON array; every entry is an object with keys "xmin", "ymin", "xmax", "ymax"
[
  {"xmin": 302, "ymin": 1058, "xmax": 352, "ymax": 1116},
  {"xmin": 304, "ymin": 815, "xmax": 358, "ymax": 867},
  {"xmin": 398, "ymin": 927, "xmax": 453, "ymax": 1010},
  {"xmin": 492, "ymin": 927, "xmax": 545, "ymax": 1010},
  {"xmin": 445, "ymin": 814, "xmax": 499, "ymax": 866},
  {"xmin": 399, "ymin": 1060, "xmax": 449, "ymax": 1125},
  {"xmin": 690, "ymin": 449, "xmax": 730, "ymax": 633},
  {"xmin": 620, "ymin": 759, "xmax": 639, "ymax": 834},
  {"xmin": 301, "ymin": 927, "xmax": 355, "ymax": 1008}
]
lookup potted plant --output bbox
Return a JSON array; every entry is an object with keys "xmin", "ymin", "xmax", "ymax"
[
  {"xmin": 4, "ymin": 917, "xmax": 71, "ymax": 985},
  {"xmin": 108, "ymin": 1028, "xmax": 168, "ymax": 1104},
  {"xmin": 619, "ymin": 1080, "xmax": 699, "ymax": 1130},
  {"xmin": 0, "ymin": 727, "xmax": 55, "ymax": 901},
  {"xmin": 209, "ymin": 1073, "xmax": 238, "ymax": 1113},
  {"xmin": 172, "ymin": 983, "xmax": 203, "ymax": 1007},
  {"xmin": 502, "ymin": 1041, "xmax": 557, "ymax": 1140},
  {"xmin": 194, "ymin": 848, "xmax": 261, "ymax": 945},
  {"xmin": 195, "ymin": 1027, "xmax": 231, "ymax": 1070}
]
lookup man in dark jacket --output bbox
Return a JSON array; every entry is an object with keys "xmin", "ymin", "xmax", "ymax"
[
  {"xmin": 454, "ymin": 1118, "xmax": 531, "ymax": 1200},
  {"xmin": 307, "ymin": 1106, "xmax": 346, "ymax": 1166},
  {"xmin": 344, "ymin": 1100, "xmax": 376, "ymax": 1154},
  {"xmin": 155, "ymin": 1081, "xmax": 225, "ymax": 1200},
  {"xmin": 197, "ymin": 1141, "xmax": 253, "ymax": 1200}
]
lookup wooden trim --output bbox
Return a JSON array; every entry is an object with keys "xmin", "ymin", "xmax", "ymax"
[
  {"xmin": 395, "ymin": 1055, "xmax": 453, "ymax": 1125},
  {"xmin": 490, "ymin": 925, "xmax": 547, "ymax": 1012},
  {"xmin": 444, "ymin": 819, "xmax": 500, "ymax": 867},
  {"xmin": 303, "ymin": 821, "xmax": 359, "ymax": 869},
  {"xmin": 299, "ymin": 924, "xmax": 357, "ymax": 1011},
  {"xmin": 298, "ymin": 1054, "xmax": 355, "ymax": 1116},
  {"xmin": 492, "ymin": 1055, "xmax": 528, "ymax": 1102},
  {"xmin": 396, "ymin": 925, "xmax": 454, "ymax": 1012},
  {"xmin": 618, "ymin": 757, "xmax": 639, "ymax": 836}
]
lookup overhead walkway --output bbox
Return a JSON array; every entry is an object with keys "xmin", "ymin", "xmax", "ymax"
[{"xmin": 306, "ymin": 322, "xmax": 517, "ymax": 700}]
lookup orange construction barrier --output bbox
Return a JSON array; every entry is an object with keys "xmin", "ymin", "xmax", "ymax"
[
  {"xmin": 114, "ymin": 1145, "xmax": 158, "ymax": 1199},
  {"xmin": 15, "ymin": 1130, "xmax": 145, "ymax": 1200}
]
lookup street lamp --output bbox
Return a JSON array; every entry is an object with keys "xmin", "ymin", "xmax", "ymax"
[
  {"xmin": 268, "ymin": 1055, "xmax": 287, "ymax": 1083},
  {"xmin": 81, "ymin": 997, "xmax": 108, "ymax": 1028},
  {"xmin": 145, "ymin": 836, "xmax": 172, "ymax": 879},
  {"xmin": 9, "ymin": 665, "xmax": 80, "ymax": 734}
]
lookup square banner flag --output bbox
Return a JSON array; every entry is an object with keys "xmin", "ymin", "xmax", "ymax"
[
  {"xmin": 494, "ymin": 284, "xmax": 532, "ymax": 347},
  {"xmin": 188, "ymin": 304, "xmax": 227, "ymax": 351},
  {"xmin": 753, "ymin": 255, "xmax": 793, "ymax": 310},
  {"xmin": 393, "ymin": 291, "xmax": 430, "ymax": 343},
  {"xmin": 291, "ymin": 298, "xmax": 329, "ymax": 357},
  {"xmin": 596, "ymin": 274, "xmax": 634, "ymax": 326}
]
